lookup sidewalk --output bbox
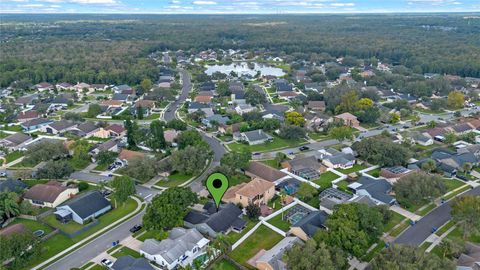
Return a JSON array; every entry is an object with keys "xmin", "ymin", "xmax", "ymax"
[{"xmin": 389, "ymin": 205, "xmax": 421, "ymax": 221}]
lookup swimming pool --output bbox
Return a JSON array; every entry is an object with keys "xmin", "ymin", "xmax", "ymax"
[{"xmin": 288, "ymin": 212, "xmax": 306, "ymax": 225}]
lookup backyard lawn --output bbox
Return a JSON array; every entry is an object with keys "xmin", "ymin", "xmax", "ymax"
[
  {"xmin": 225, "ymin": 219, "xmax": 259, "ymax": 245},
  {"xmin": 335, "ymin": 180, "xmax": 353, "ymax": 194},
  {"xmin": 366, "ymin": 168, "xmax": 381, "ymax": 177},
  {"xmin": 267, "ymin": 214, "xmax": 291, "ymax": 232},
  {"xmin": 210, "ymin": 259, "xmax": 239, "ymax": 270},
  {"xmin": 111, "ymin": 246, "xmax": 142, "ymax": 258},
  {"xmin": 336, "ymin": 164, "xmax": 368, "ymax": 174},
  {"xmin": 229, "ymin": 225, "xmax": 283, "ymax": 267},
  {"xmin": 43, "ymin": 215, "xmax": 85, "ymax": 234},
  {"xmin": 312, "ymin": 171, "xmax": 340, "ymax": 190},
  {"xmin": 155, "ymin": 172, "xmax": 192, "ymax": 187},
  {"xmin": 267, "ymin": 195, "xmax": 283, "ymax": 212},
  {"xmin": 228, "ymin": 136, "xmax": 306, "ymax": 153}
]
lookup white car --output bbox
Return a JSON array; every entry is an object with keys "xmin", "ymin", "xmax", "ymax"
[{"xmin": 101, "ymin": 258, "xmax": 113, "ymax": 268}]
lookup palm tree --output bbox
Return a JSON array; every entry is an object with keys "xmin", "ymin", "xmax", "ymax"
[
  {"xmin": 0, "ymin": 192, "xmax": 20, "ymax": 219},
  {"xmin": 211, "ymin": 234, "xmax": 230, "ymax": 255}
]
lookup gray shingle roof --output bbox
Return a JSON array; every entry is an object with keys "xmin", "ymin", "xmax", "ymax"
[
  {"xmin": 2, "ymin": 133, "xmax": 31, "ymax": 146},
  {"xmin": 61, "ymin": 191, "xmax": 111, "ymax": 219},
  {"xmin": 242, "ymin": 130, "xmax": 269, "ymax": 142},
  {"xmin": 292, "ymin": 211, "xmax": 328, "ymax": 237},
  {"xmin": 356, "ymin": 176, "xmax": 395, "ymax": 204},
  {"xmin": 112, "ymin": 256, "xmax": 154, "ymax": 270}
]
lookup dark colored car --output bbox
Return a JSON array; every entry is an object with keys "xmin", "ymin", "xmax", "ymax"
[
  {"xmin": 129, "ymin": 225, "xmax": 142, "ymax": 233},
  {"xmin": 299, "ymin": 146, "xmax": 310, "ymax": 151}
]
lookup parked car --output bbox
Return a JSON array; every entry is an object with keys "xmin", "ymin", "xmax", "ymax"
[
  {"xmin": 299, "ymin": 146, "xmax": 309, "ymax": 151},
  {"xmin": 101, "ymin": 258, "xmax": 113, "ymax": 268},
  {"xmin": 129, "ymin": 225, "xmax": 142, "ymax": 233}
]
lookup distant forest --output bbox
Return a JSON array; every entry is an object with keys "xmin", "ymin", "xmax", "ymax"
[{"xmin": 0, "ymin": 14, "xmax": 479, "ymax": 87}]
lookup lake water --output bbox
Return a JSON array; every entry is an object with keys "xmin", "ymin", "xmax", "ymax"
[{"xmin": 204, "ymin": 62, "xmax": 285, "ymax": 77}]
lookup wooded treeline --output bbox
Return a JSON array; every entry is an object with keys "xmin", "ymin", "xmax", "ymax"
[{"xmin": 1, "ymin": 14, "xmax": 479, "ymax": 87}]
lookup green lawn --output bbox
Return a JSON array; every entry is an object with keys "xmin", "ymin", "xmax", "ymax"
[
  {"xmin": 267, "ymin": 195, "xmax": 283, "ymax": 212},
  {"xmin": 0, "ymin": 131, "xmax": 8, "ymax": 139},
  {"xmin": 43, "ymin": 215, "xmax": 85, "ymax": 234},
  {"xmin": 137, "ymin": 229, "xmax": 168, "ymax": 242},
  {"xmin": 444, "ymin": 185, "xmax": 471, "ymax": 201},
  {"xmin": 335, "ymin": 180, "xmax": 353, "ymax": 194},
  {"xmin": 362, "ymin": 240, "xmax": 385, "ymax": 262},
  {"xmin": 11, "ymin": 218, "xmax": 54, "ymax": 235},
  {"xmin": 416, "ymin": 203, "xmax": 436, "ymax": 216},
  {"xmin": 389, "ymin": 221, "xmax": 411, "ymax": 237},
  {"xmin": 0, "ymin": 125, "xmax": 23, "ymax": 132},
  {"xmin": 155, "ymin": 172, "xmax": 192, "ymax": 187},
  {"xmin": 366, "ymin": 168, "xmax": 381, "ymax": 177},
  {"xmin": 336, "ymin": 164, "xmax": 368, "ymax": 174},
  {"xmin": 5, "ymin": 151, "xmax": 24, "ymax": 163},
  {"xmin": 23, "ymin": 179, "xmax": 49, "ymax": 188},
  {"xmin": 225, "ymin": 219, "xmax": 259, "ymax": 245},
  {"xmin": 445, "ymin": 226, "xmax": 480, "ymax": 244},
  {"xmin": 79, "ymin": 261, "xmax": 95, "ymax": 270},
  {"xmin": 18, "ymin": 198, "xmax": 138, "ymax": 270},
  {"xmin": 444, "ymin": 179, "xmax": 466, "ymax": 192},
  {"xmin": 414, "ymin": 108, "xmax": 445, "ymax": 115},
  {"xmin": 93, "ymin": 163, "xmax": 109, "ymax": 171},
  {"xmin": 384, "ymin": 211, "xmax": 405, "ymax": 233},
  {"xmin": 312, "ymin": 171, "xmax": 340, "ymax": 190},
  {"xmin": 144, "ymin": 113, "xmax": 161, "ymax": 120},
  {"xmin": 260, "ymin": 159, "xmax": 281, "ymax": 169},
  {"xmin": 89, "ymin": 265, "xmax": 107, "ymax": 270},
  {"xmin": 229, "ymin": 173, "xmax": 251, "ymax": 187},
  {"xmin": 435, "ymin": 221, "xmax": 455, "ymax": 236},
  {"xmin": 229, "ymin": 225, "xmax": 283, "ymax": 267},
  {"xmin": 308, "ymin": 132, "xmax": 331, "ymax": 141},
  {"xmin": 267, "ymin": 214, "xmax": 290, "ymax": 232},
  {"xmin": 210, "ymin": 259, "xmax": 239, "ymax": 270},
  {"xmin": 228, "ymin": 136, "xmax": 306, "ymax": 153},
  {"xmin": 111, "ymin": 246, "xmax": 142, "ymax": 258}
]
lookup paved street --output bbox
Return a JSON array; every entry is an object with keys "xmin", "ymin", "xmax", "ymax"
[
  {"xmin": 69, "ymin": 171, "xmax": 110, "ymax": 183},
  {"xmin": 395, "ymin": 186, "xmax": 480, "ymax": 246},
  {"xmin": 44, "ymin": 208, "xmax": 145, "ymax": 270},
  {"xmin": 163, "ymin": 69, "xmax": 191, "ymax": 122}
]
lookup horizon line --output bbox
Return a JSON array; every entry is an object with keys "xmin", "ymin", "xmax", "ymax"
[{"xmin": 1, "ymin": 11, "xmax": 480, "ymax": 15}]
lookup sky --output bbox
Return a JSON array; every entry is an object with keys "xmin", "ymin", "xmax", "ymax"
[{"xmin": 1, "ymin": 0, "xmax": 480, "ymax": 14}]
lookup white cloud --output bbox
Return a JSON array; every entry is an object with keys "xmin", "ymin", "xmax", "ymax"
[
  {"xmin": 192, "ymin": 1, "xmax": 217, "ymax": 5},
  {"xmin": 170, "ymin": 0, "xmax": 180, "ymax": 3},
  {"xmin": 70, "ymin": 0, "xmax": 117, "ymax": 4},
  {"xmin": 19, "ymin": 3, "xmax": 44, "ymax": 7},
  {"xmin": 330, "ymin": 2, "xmax": 355, "ymax": 7}
]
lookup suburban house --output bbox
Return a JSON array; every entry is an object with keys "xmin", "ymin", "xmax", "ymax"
[
  {"xmin": 90, "ymin": 139, "xmax": 119, "ymax": 156},
  {"xmin": 347, "ymin": 176, "xmax": 396, "ymax": 205},
  {"xmin": 290, "ymin": 210, "xmax": 328, "ymax": 241},
  {"xmin": 91, "ymin": 84, "xmax": 108, "ymax": 91},
  {"xmin": 0, "ymin": 132, "xmax": 33, "ymax": 151},
  {"xmin": 15, "ymin": 95, "xmax": 38, "ymax": 107},
  {"xmin": 93, "ymin": 124, "xmax": 126, "ymax": 138},
  {"xmin": 41, "ymin": 120, "xmax": 77, "ymax": 135},
  {"xmin": 56, "ymin": 82, "xmax": 73, "ymax": 90},
  {"xmin": 254, "ymin": 237, "xmax": 302, "ymax": 270},
  {"xmin": 334, "ymin": 112, "xmax": 360, "ymax": 129},
  {"xmin": 54, "ymin": 191, "xmax": 111, "ymax": 224},
  {"xmin": 74, "ymin": 82, "xmax": 92, "ymax": 93},
  {"xmin": 319, "ymin": 188, "xmax": 354, "ymax": 211},
  {"xmin": 118, "ymin": 149, "xmax": 145, "ymax": 165},
  {"xmin": 236, "ymin": 129, "xmax": 272, "ymax": 145},
  {"xmin": 222, "ymin": 178, "xmax": 275, "ymax": 207},
  {"xmin": 231, "ymin": 90, "xmax": 246, "ymax": 104},
  {"xmin": 111, "ymin": 256, "xmax": 155, "ymax": 270},
  {"xmin": 35, "ymin": 82, "xmax": 53, "ymax": 92},
  {"xmin": 408, "ymin": 132, "xmax": 434, "ymax": 146},
  {"xmin": 246, "ymin": 161, "xmax": 289, "ymax": 183},
  {"xmin": 163, "ymin": 130, "xmax": 179, "ymax": 144},
  {"xmin": 380, "ymin": 166, "xmax": 414, "ymax": 180},
  {"xmin": 274, "ymin": 79, "xmax": 293, "ymax": 93},
  {"xmin": 140, "ymin": 227, "xmax": 209, "ymax": 270},
  {"xmin": 201, "ymin": 114, "xmax": 229, "ymax": 128},
  {"xmin": 0, "ymin": 179, "xmax": 28, "ymax": 193},
  {"xmin": 21, "ymin": 118, "xmax": 54, "ymax": 132},
  {"xmin": 184, "ymin": 202, "xmax": 247, "ymax": 237},
  {"xmin": 305, "ymin": 101, "xmax": 326, "ymax": 112},
  {"xmin": 113, "ymin": 84, "xmax": 132, "ymax": 94},
  {"xmin": 456, "ymin": 242, "xmax": 480, "ymax": 270},
  {"xmin": 23, "ymin": 181, "xmax": 79, "ymax": 208},
  {"xmin": 282, "ymin": 155, "xmax": 325, "ymax": 180},
  {"xmin": 16, "ymin": 110, "xmax": 39, "ymax": 123},
  {"xmin": 431, "ymin": 148, "xmax": 479, "ymax": 176},
  {"xmin": 188, "ymin": 102, "xmax": 214, "ymax": 117},
  {"xmin": 194, "ymin": 91, "xmax": 214, "ymax": 103},
  {"xmin": 70, "ymin": 122, "xmax": 100, "ymax": 138},
  {"xmin": 318, "ymin": 148, "xmax": 356, "ymax": 169}
]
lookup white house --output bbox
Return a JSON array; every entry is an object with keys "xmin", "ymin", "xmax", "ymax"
[{"xmin": 140, "ymin": 227, "xmax": 209, "ymax": 270}]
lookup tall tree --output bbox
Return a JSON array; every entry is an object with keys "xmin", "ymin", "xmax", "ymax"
[
  {"xmin": 451, "ymin": 196, "xmax": 480, "ymax": 239},
  {"xmin": 286, "ymin": 239, "xmax": 348, "ymax": 270},
  {"xmin": 0, "ymin": 192, "xmax": 20, "ymax": 219},
  {"xmin": 111, "ymin": 176, "xmax": 136, "ymax": 206},
  {"xmin": 125, "ymin": 119, "xmax": 139, "ymax": 150},
  {"xmin": 447, "ymin": 90, "xmax": 465, "ymax": 109},
  {"xmin": 148, "ymin": 120, "xmax": 166, "ymax": 152},
  {"xmin": 371, "ymin": 245, "xmax": 455, "ymax": 270}
]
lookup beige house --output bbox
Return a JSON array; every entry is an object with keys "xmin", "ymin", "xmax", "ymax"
[
  {"xmin": 222, "ymin": 178, "xmax": 275, "ymax": 207},
  {"xmin": 23, "ymin": 181, "xmax": 79, "ymax": 208},
  {"xmin": 334, "ymin": 112, "xmax": 360, "ymax": 129}
]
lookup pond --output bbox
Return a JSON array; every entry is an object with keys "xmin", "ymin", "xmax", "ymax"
[{"xmin": 205, "ymin": 62, "xmax": 285, "ymax": 77}]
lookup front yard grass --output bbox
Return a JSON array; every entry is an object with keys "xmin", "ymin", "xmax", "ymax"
[
  {"xmin": 444, "ymin": 179, "xmax": 466, "ymax": 192},
  {"xmin": 5, "ymin": 150, "xmax": 24, "ymax": 163},
  {"xmin": 389, "ymin": 220, "xmax": 411, "ymax": 237},
  {"xmin": 308, "ymin": 132, "xmax": 331, "ymax": 141},
  {"xmin": 336, "ymin": 164, "xmax": 368, "ymax": 174},
  {"xmin": 416, "ymin": 203, "xmax": 436, "ymax": 216},
  {"xmin": 111, "ymin": 246, "xmax": 142, "ymax": 258},
  {"xmin": 384, "ymin": 211, "xmax": 405, "ymax": 233},
  {"xmin": 444, "ymin": 185, "xmax": 471, "ymax": 201},
  {"xmin": 267, "ymin": 214, "xmax": 290, "ymax": 232},
  {"xmin": 136, "ymin": 229, "xmax": 168, "ymax": 242},
  {"xmin": 228, "ymin": 136, "xmax": 306, "ymax": 153},
  {"xmin": 229, "ymin": 225, "xmax": 283, "ymax": 267},
  {"xmin": 260, "ymin": 159, "xmax": 281, "ymax": 169},
  {"xmin": 155, "ymin": 172, "xmax": 192, "ymax": 187},
  {"xmin": 362, "ymin": 240, "xmax": 385, "ymax": 262},
  {"xmin": 93, "ymin": 163, "xmax": 109, "ymax": 171},
  {"xmin": 312, "ymin": 171, "xmax": 340, "ymax": 190}
]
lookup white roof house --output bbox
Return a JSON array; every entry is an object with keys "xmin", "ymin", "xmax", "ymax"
[{"xmin": 140, "ymin": 227, "xmax": 209, "ymax": 270}]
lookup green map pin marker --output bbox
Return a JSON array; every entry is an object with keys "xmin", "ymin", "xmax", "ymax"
[{"xmin": 206, "ymin": 172, "xmax": 229, "ymax": 210}]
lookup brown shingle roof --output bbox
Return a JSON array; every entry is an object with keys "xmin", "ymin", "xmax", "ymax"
[
  {"xmin": 246, "ymin": 161, "xmax": 287, "ymax": 182},
  {"xmin": 23, "ymin": 182, "xmax": 67, "ymax": 203},
  {"xmin": 236, "ymin": 178, "xmax": 274, "ymax": 198},
  {"xmin": 106, "ymin": 124, "xmax": 125, "ymax": 134},
  {"xmin": 118, "ymin": 149, "xmax": 145, "ymax": 161},
  {"xmin": 17, "ymin": 110, "xmax": 39, "ymax": 120}
]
